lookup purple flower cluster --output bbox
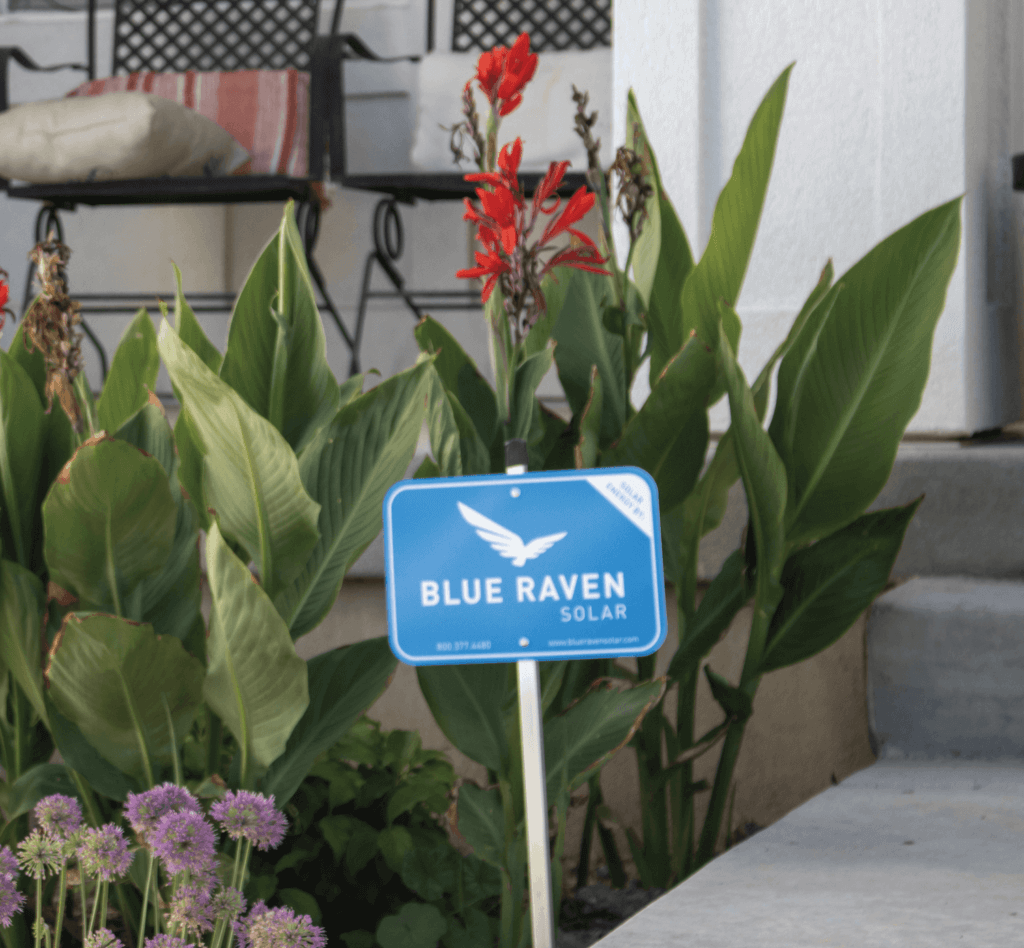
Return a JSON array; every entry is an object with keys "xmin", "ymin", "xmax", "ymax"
[
  {"xmin": 35, "ymin": 794, "xmax": 83, "ymax": 840},
  {"xmin": 77, "ymin": 824, "xmax": 133, "ymax": 882},
  {"xmin": 151, "ymin": 810, "xmax": 217, "ymax": 879},
  {"xmin": 0, "ymin": 847, "xmax": 25, "ymax": 928},
  {"xmin": 210, "ymin": 791, "xmax": 287, "ymax": 850},
  {"xmin": 125, "ymin": 783, "xmax": 202, "ymax": 840},
  {"xmin": 233, "ymin": 901, "xmax": 327, "ymax": 948},
  {"xmin": 84, "ymin": 928, "xmax": 125, "ymax": 948},
  {"xmin": 142, "ymin": 936, "xmax": 194, "ymax": 948},
  {"xmin": 16, "ymin": 830, "xmax": 61, "ymax": 880},
  {"xmin": 168, "ymin": 881, "xmax": 213, "ymax": 939}
]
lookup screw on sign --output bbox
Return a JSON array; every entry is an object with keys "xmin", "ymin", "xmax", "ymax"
[{"xmin": 383, "ymin": 440, "xmax": 667, "ymax": 948}]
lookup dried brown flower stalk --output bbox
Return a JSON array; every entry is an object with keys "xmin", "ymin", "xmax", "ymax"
[
  {"xmin": 611, "ymin": 136, "xmax": 655, "ymax": 244},
  {"xmin": 22, "ymin": 232, "xmax": 85, "ymax": 433},
  {"xmin": 572, "ymin": 84, "xmax": 604, "ymax": 188}
]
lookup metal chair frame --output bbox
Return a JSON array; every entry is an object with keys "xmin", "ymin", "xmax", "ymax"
[
  {"xmin": 334, "ymin": 0, "xmax": 612, "ymax": 337},
  {"xmin": 0, "ymin": 0, "xmax": 372, "ymax": 385}
]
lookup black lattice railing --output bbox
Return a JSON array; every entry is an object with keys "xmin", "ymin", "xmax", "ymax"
[
  {"xmin": 111, "ymin": 0, "xmax": 319, "ymax": 74},
  {"xmin": 452, "ymin": 0, "xmax": 612, "ymax": 52}
]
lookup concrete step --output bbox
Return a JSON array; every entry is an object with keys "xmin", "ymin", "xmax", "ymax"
[
  {"xmin": 594, "ymin": 760, "xmax": 1024, "ymax": 948},
  {"xmin": 865, "ymin": 575, "xmax": 1024, "ymax": 761}
]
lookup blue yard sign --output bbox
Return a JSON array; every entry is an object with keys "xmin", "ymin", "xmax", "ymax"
[{"xmin": 383, "ymin": 466, "xmax": 667, "ymax": 664}]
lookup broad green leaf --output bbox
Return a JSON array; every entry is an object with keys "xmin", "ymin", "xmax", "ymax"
[
  {"xmin": 278, "ymin": 889, "xmax": 321, "ymax": 925},
  {"xmin": 417, "ymin": 664, "xmax": 511, "ymax": 773},
  {"xmin": 455, "ymin": 782, "xmax": 505, "ymax": 867},
  {"xmin": 204, "ymin": 522, "xmax": 309, "ymax": 776},
  {"xmin": 509, "ymin": 345, "xmax": 554, "ymax": 443},
  {"xmin": 718, "ymin": 321, "xmax": 787, "ymax": 676},
  {"xmin": 114, "ymin": 397, "xmax": 175, "ymax": 475},
  {"xmin": 0, "ymin": 347, "xmax": 44, "ymax": 569},
  {"xmin": 158, "ymin": 319, "xmax": 321, "ymax": 598},
  {"xmin": 262, "ymin": 638, "xmax": 397, "ymax": 806},
  {"xmin": 574, "ymin": 367, "xmax": 602, "ymax": 470},
  {"xmin": 7, "ymin": 320, "xmax": 46, "ymax": 406},
  {"xmin": 275, "ymin": 360, "xmax": 430, "ymax": 637},
  {"xmin": 776, "ymin": 199, "xmax": 961, "ymax": 546},
  {"xmin": 552, "ymin": 268, "xmax": 626, "ymax": 446},
  {"xmin": 703, "ymin": 665, "xmax": 753, "ymax": 721},
  {"xmin": 414, "ymin": 457, "xmax": 441, "ymax": 479},
  {"xmin": 667, "ymin": 548, "xmax": 749, "ymax": 680},
  {"xmin": 172, "ymin": 405, "xmax": 210, "ymax": 533},
  {"xmin": 219, "ymin": 203, "xmax": 341, "ymax": 453},
  {"xmin": 603, "ymin": 334, "xmax": 715, "ymax": 509},
  {"xmin": 524, "ymin": 268, "xmax": 570, "ymax": 359},
  {"xmin": 533, "ymin": 403, "xmax": 572, "ymax": 472},
  {"xmin": 0, "ymin": 559, "xmax": 47, "ymax": 724},
  {"xmin": 682, "ymin": 64, "xmax": 791, "ymax": 350},
  {"xmin": 644, "ymin": 197, "xmax": 695, "ymax": 384},
  {"xmin": 2, "ymin": 763, "xmax": 77, "ymax": 827},
  {"xmin": 422, "ymin": 363, "xmax": 488, "ymax": 478},
  {"xmin": 399, "ymin": 833, "xmax": 456, "ymax": 901},
  {"xmin": 415, "ymin": 316, "xmax": 499, "ymax": 451},
  {"xmin": 443, "ymin": 908, "xmax": 496, "ymax": 948},
  {"xmin": 376, "ymin": 903, "xmax": 447, "ymax": 948},
  {"xmin": 378, "ymin": 825, "xmax": 413, "ymax": 872},
  {"xmin": 46, "ymin": 612, "xmax": 204, "ymax": 786},
  {"xmin": 42, "ymin": 435, "xmax": 177, "ymax": 616},
  {"xmin": 761, "ymin": 498, "xmax": 921, "ymax": 673},
  {"xmin": 544, "ymin": 678, "xmax": 665, "ymax": 798},
  {"xmin": 338, "ymin": 373, "xmax": 364, "ymax": 407},
  {"xmin": 46, "ymin": 701, "xmax": 138, "ymax": 800},
  {"xmin": 96, "ymin": 309, "xmax": 160, "ymax": 436},
  {"xmin": 172, "ymin": 263, "xmax": 223, "ymax": 375}
]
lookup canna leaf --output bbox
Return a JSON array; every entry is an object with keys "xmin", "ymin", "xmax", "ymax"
[
  {"xmin": 509, "ymin": 345, "xmax": 555, "ymax": 443},
  {"xmin": 95, "ymin": 308, "xmax": 160, "ymax": 437},
  {"xmin": 0, "ymin": 559, "xmax": 47, "ymax": 725},
  {"xmin": 574, "ymin": 366, "xmax": 602, "ymax": 470},
  {"xmin": 455, "ymin": 782, "xmax": 505, "ymax": 868},
  {"xmin": 203, "ymin": 522, "xmax": 309, "ymax": 777}
]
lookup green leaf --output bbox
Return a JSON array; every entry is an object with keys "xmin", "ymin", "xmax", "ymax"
[
  {"xmin": 682, "ymin": 64, "xmax": 792, "ymax": 352},
  {"xmin": 509, "ymin": 345, "xmax": 554, "ymax": 443},
  {"xmin": 603, "ymin": 334, "xmax": 715, "ymax": 509},
  {"xmin": 376, "ymin": 903, "xmax": 447, "ymax": 948},
  {"xmin": 626, "ymin": 91, "xmax": 662, "ymax": 312},
  {"xmin": 718, "ymin": 317, "xmax": 787, "ymax": 674},
  {"xmin": 0, "ymin": 346, "xmax": 45, "ymax": 569},
  {"xmin": 414, "ymin": 457, "xmax": 441, "ymax": 479},
  {"xmin": 274, "ymin": 360, "xmax": 431, "ymax": 637},
  {"xmin": 386, "ymin": 776, "xmax": 450, "ymax": 824},
  {"xmin": 552, "ymin": 268, "xmax": 626, "ymax": 446},
  {"xmin": 157, "ymin": 318, "xmax": 321, "ymax": 599},
  {"xmin": 415, "ymin": 316, "xmax": 499, "ymax": 451},
  {"xmin": 761, "ymin": 498, "xmax": 921, "ymax": 673},
  {"xmin": 544, "ymin": 678, "xmax": 666, "ymax": 797},
  {"xmin": 345, "ymin": 819, "xmax": 379, "ymax": 875},
  {"xmin": 644, "ymin": 196, "xmax": 695, "ymax": 384},
  {"xmin": 46, "ymin": 701, "xmax": 138, "ymax": 801},
  {"xmin": 41, "ymin": 435, "xmax": 177, "ymax": 616},
  {"xmin": 113, "ymin": 398, "xmax": 175, "ymax": 475},
  {"xmin": 172, "ymin": 405, "xmax": 211, "ymax": 533},
  {"xmin": 203, "ymin": 522, "xmax": 309, "ymax": 777},
  {"xmin": 422, "ymin": 363, "xmax": 489, "ymax": 478},
  {"xmin": 278, "ymin": 889, "xmax": 321, "ymax": 925},
  {"xmin": 172, "ymin": 262, "xmax": 223, "ymax": 375},
  {"xmin": 219, "ymin": 203, "xmax": 341, "ymax": 454},
  {"xmin": 2, "ymin": 763, "xmax": 77, "ymax": 826},
  {"xmin": 416, "ymin": 664, "xmax": 511, "ymax": 773},
  {"xmin": 318, "ymin": 813, "xmax": 356, "ymax": 861},
  {"xmin": 96, "ymin": 309, "xmax": 160, "ymax": 436},
  {"xmin": 703, "ymin": 665, "xmax": 753, "ymax": 721},
  {"xmin": 455, "ymin": 782, "xmax": 504, "ymax": 868},
  {"xmin": 773, "ymin": 198, "xmax": 962, "ymax": 546},
  {"xmin": 45, "ymin": 612, "xmax": 204, "ymax": 786},
  {"xmin": 442, "ymin": 908, "xmax": 496, "ymax": 948},
  {"xmin": 399, "ymin": 833, "xmax": 456, "ymax": 901},
  {"xmin": 667, "ymin": 548, "xmax": 749, "ymax": 680},
  {"xmin": 524, "ymin": 269, "xmax": 569, "ymax": 359},
  {"xmin": 574, "ymin": 367, "xmax": 602, "ymax": 469},
  {"xmin": 0, "ymin": 559, "xmax": 47, "ymax": 724},
  {"xmin": 262, "ymin": 638, "xmax": 397, "ymax": 806},
  {"xmin": 377, "ymin": 825, "xmax": 413, "ymax": 872}
]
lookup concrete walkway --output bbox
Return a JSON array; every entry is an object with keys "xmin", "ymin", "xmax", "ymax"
[{"xmin": 595, "ymin": 760, "xmax": 1024, "ymax": 947}]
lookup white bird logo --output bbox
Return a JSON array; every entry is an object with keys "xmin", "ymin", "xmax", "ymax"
[{"xmin": 457, "ymin": 502, "xmax": 567, "ymax": 567}]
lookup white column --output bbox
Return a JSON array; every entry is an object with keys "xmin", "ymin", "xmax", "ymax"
[{"xmin": 615, "ymin": 0, "xmax": 1024, "ymax": 435}]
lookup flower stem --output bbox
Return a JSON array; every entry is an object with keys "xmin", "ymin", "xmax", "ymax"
[
  {"xmin": 87, "ymin": 875, "xmax": 100, "ymax": 937},
  {"xmin": 138, "ymin": 852, "xmax": 153, "ymax": 942},
  {"xmin": 99, "ymin": 881, "xmax": 108, "ymax": 931},
  {"xmin": 33, "ymin": 876, "xmax": 42, "ymax": 948},
  {"xmin": 53, "ymin": 862, "xmax": 68, "ymax": 948}
]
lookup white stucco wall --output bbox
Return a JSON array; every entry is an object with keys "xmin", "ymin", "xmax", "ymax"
[{"xmin": 616, "ymin": 0, "xmax": 1024, "ymax": 435}]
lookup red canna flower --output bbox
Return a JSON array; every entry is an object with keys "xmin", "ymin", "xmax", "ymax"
[
  {"xmin": 474, "ymin": 33, "xmax": 538, "ymax": 117},
  {"xmin": 456, "ymin": 246, "xmax": 510, "ymax": 303},
  {"xmin": 0, "ymin": 274, "xmax": 9, "ymax": 335}
]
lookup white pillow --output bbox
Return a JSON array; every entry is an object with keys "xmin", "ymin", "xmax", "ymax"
[
  {"xmin": 0, "ymin": 92, "xmax": 250, "ymax": 185},
  {"xmin": 410, "ymin": 48, "xmax": 612, "ymax": 174}
]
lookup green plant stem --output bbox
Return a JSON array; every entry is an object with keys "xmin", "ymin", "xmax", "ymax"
[
  {"xmin": 575, "ymin": 776, "xmax": 599, "ymax": 888},
  {"xmin": 99, "ymin": 881, "xmax": 108, "ymax": 931},
  {"xmin": 674, "ymin": 665, "xmax": 699, "ymax": 882},
  {"xmin": 138, "ymin": 852, "xmax": 154, "ymax": 942},
  {"xmin": 53, "ymin": 864, "xmax": 67, "ymax": 948},
  {"xmin": 633, "ymin": 654, "xmax": 670, "ymax": 887},
  {"xmin": 33, "ymin": 876, "xmax": 41, "ymax": 948},
  {"xmin": 694, "ymin": 718, "xmax": 747, "ymax": 869},
  {"xmin": 87, "ymin": 875, "xmax": 100, "ymax": 937}
]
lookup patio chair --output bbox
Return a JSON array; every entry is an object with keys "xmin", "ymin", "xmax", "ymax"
[
  {"xmin": 0, "ymin": 0, "xmax": 374, "ymax": 383},
  {"xmin": 333, "ymin": 0, "xmax": 612, "ymax": 350}
]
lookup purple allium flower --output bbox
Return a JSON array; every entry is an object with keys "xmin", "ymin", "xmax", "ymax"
[
  {"xmin": 84, "ymin": 928, "xmax": 124, "ymax": 948},
  {"xmin": 168, "ymin": 881, "xmax": 213, "ymax": 939},
  {"xmin": 210, "ymin": 791, "xmax": 287, "ymax": 851},
  {"xmin": 35, "ymin": 794, "xmax": 83, "ymax": 840},
  {"xmin": 77, "ymin": 825, "xmax": 133, "ymax": 882},
  {"xmin": 210, "ymin": 886, "xmax": 246, "ymax": 922},
  {"xmin": 151, "ymin": 810, "xmax": 217, "ymax": 878},
  {"xmin": 124, "ymin": 783, "xmax": 201, "ymax": 840},
  {"xmin": 0, "ymin": 847, "xmax": 17, "ymax": 879},
  {"xmin": 142, "ymin": 936, "xmax": 194, "ymax": 948},
  {"xmin": 16, "ymin": 830, "xmax": 61, "ymax": 879},
  {"xmin": 0, "ymin": 868, "xmax": 25, "ymax": 928},
  {"xmin": 234, "ymin": 903, "xmax": 326, "ymax": 948}
]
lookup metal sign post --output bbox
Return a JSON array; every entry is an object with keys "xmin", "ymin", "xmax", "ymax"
[
  {"xmin": 506, "ymin": 441, "xmax": 554, "ymax": 948},
  {"xmin": 382, "ymin": 441, "xmax": 667, "ymax": 948}
]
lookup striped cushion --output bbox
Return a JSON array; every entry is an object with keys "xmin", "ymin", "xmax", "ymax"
[{"xmin": 67, "ymin": 69, "xmax": 310, "ymax": 176}]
